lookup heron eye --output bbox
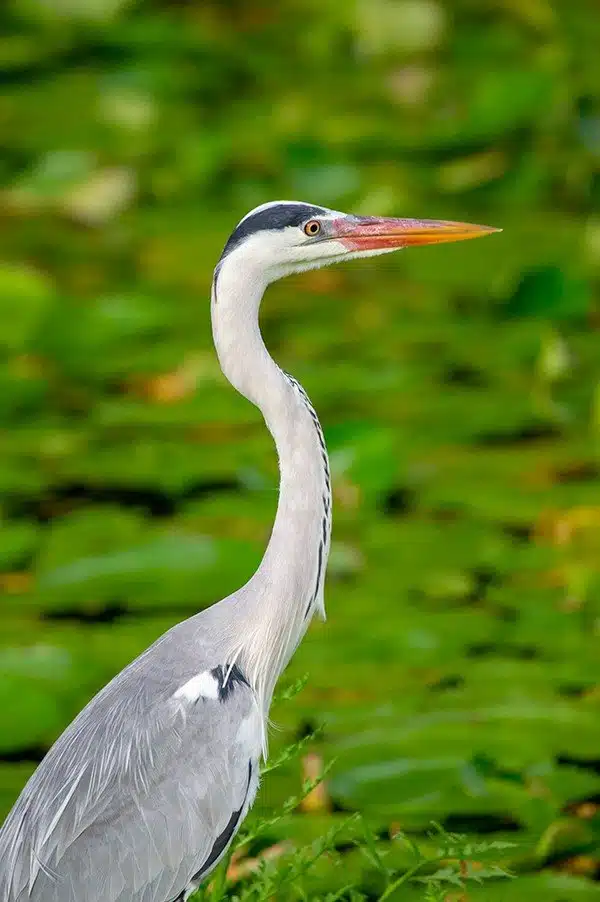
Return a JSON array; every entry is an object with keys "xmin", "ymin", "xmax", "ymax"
[{"xmin": 304, "ymin": 220, "xmax": 321, "ymax": 237}]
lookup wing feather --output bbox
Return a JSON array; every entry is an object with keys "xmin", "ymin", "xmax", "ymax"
[{"xmin": 0, "ymin": 642, "xmax": 262, "ymax": 902}]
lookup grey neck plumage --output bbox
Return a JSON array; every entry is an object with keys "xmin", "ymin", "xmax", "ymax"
[{"xmin": 210, "ymin": 254, "xmax": 332, "ymax": 714}]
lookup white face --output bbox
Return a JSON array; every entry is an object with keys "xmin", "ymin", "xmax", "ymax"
[
  {"xmin": 219, "ymin": 200, "xmax": 498, "ymax": 286},
  {"xmin": 227, "ymin": 205, "xmax": 398, "ymax": 284}
]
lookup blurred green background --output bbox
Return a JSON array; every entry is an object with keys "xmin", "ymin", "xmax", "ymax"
[{"xmin": 2, "ymin": 0, "xmax": 600, "ymax": 898}]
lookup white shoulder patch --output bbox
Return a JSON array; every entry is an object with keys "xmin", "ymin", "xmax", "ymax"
[{"xmin": 174, "ymin": 670, "xmax": 219, "ymax": 703}]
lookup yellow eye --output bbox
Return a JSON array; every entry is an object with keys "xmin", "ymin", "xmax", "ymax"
[{"xmin": 304, "ymin": 220, "xmax": 321, "ymax": 237}]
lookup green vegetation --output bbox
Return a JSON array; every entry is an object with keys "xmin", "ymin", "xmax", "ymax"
[{"xmin": 1, "ymin": 0, "xmax": 600, "ymax": 897}]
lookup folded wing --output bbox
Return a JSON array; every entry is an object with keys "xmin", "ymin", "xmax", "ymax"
[{"xmin": 0, "ymin": 651, "xmax": 261, "ymax": 902}]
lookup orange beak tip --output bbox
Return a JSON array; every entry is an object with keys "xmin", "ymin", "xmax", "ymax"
[{"xmin": 336, "ymin": 217, "xmax": 502, "ymax": 251}]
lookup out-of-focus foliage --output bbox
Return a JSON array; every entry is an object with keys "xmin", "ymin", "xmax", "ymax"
[{"xmin": 1, "ymin": 0, "xmax": 600, "ymax": 896}]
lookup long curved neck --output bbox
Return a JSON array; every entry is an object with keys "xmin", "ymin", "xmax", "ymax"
[{"xmin": 211, "ymin": 257, "xmax": 332, "ymax": 710}]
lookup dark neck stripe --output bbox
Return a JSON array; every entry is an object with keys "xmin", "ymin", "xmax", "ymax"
[
  {"xmin": 211, "ymin": 260, "xmax": 223, "ymax": 303},
  {"xmin": 283, "ymin": 372, "xmax": 332, "ymax": 619}
]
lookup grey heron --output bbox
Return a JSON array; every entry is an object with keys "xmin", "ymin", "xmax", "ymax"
[{"xmin": 0, "ymin": 201, "xmax": 497, "ymax": 902}]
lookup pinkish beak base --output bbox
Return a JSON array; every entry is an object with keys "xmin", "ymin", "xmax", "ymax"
[{"xmin": 332, "ymin": 216, "xmax": 500, "ymax": 251}]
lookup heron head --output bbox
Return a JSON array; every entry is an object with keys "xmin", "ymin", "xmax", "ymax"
[{"xmin": 218, "ymin": 201, "xmax": 499, "ymax": 284}]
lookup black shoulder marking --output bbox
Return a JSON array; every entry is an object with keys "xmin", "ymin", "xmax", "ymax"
[
  {"xmin": 219, "ymin": 202, "xmax": 327, "ymax": 261},
  {"xmin": 210, "ymin": 663, "xmax": 251, "ymax": 702},
  {"xmin": 190, "ymin": 761, "xmax": 253, "ymax": 884}
]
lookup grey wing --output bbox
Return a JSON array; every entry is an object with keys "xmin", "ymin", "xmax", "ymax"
[{"xmin": 0, "ymin": 643, "xmax": 262, "ymax": 902}]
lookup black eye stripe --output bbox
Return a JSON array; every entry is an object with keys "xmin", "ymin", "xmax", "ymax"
[{"xmin": 219, "ymin": 203, "xmax": 328, "ymax": 261}]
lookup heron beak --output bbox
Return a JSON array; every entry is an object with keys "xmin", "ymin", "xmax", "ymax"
[{"xmin": 332, "ymin": 216, "xmax": 501, "ymax": 251}]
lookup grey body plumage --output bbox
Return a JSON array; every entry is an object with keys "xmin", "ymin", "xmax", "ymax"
[
  {"xmin": 1, "ymin": 612, "xmax": 262, "ymax": 902},
  {"xmin": 0, "ymin": 200, "xmax": 497, "ymax": 901}
]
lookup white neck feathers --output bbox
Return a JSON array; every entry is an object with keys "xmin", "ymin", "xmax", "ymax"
[{"xmin": 211, "ymin": 251, "xmax": 332, "ymax": 712}]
